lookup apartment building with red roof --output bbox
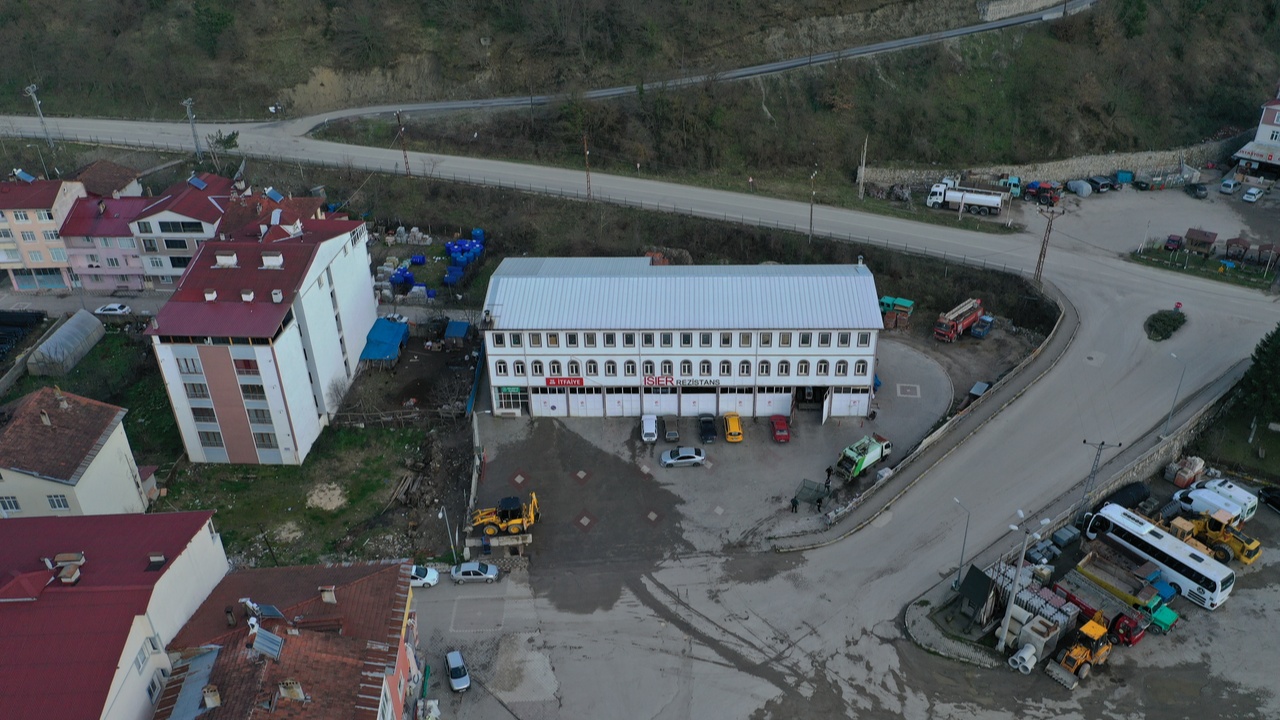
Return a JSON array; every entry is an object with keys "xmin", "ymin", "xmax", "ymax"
[
  {"xmin": 146, "ymin": 218, "xmax": 375, "ymax": 464},
  {"xmin": 0, "ymin": 511, "xmax": 230, "ymax": 720},
  {"xmin": 0, "ymin": 175, "xmax": 87, "ymax": 290},
  {"xmin": 131, "ymin": 173, "xmax": 235, "ymax": 288},
  {"xmin": 60, "ymin": 196, "xmax": 156, "ymax": 291},
  {"xmin": 154, "ymin": 562, "xmax": 419, "ymax": 720}
]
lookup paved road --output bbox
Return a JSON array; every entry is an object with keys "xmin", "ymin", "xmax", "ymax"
[{"xmin": 3, "ymin": 114, "xmax": 1275, "ymax": 716}]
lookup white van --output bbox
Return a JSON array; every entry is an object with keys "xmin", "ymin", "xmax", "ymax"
[
  {"xmin": 1173, "ymin": 488, "xmax": 1245, "ymax": 523},
  {"xmin": 640, "ymin": 414, "xmax": 658, "ymax": 444},
  {"xmin": 1193, "ymin": 478, "xmax": 1258, "ymax": 521},
  {"xmin": 1220, "ymin": 178, "xmax": 1241, "ymax": 194}
]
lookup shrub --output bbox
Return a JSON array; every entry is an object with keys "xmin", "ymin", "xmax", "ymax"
[{"xmin": 1144, "ymin": 309, "xmax": 1186, "ymax": 341}]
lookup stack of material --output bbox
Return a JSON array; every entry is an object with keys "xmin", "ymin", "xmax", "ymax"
[{"xmin": 1168, "ymin": 456, "xmax": 1206, "ymax": 488}]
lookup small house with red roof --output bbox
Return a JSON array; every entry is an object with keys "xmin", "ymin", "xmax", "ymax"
[
  {"xmin": 131, "ymin": 173, "xmax": 235, "ymax": 288},
  {"xmin": 147, "ymin": 218, "xmax": 375, "ymax": 464},
  {"xmin": 0, "ymin": 176, "xmax": 87, "ymax": 291},
  {"xmin": 68, "ymin": 159, "xmax": 144, "ymax": 198},
  {"xmin": 60, "ymin": 196, "xmax": 156, "ymax": 291},
  {"xmin": 155, "ymin": 561, "xmax": 419, "ymax": 720},
  {"xmin": 0, "ymin": 387, "xmax": 154, "ymax": 516},
  {"xmin": 0, "ymin": 511, "xmax": 230, "ymax": 720}
]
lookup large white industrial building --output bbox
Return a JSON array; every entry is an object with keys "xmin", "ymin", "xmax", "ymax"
[{"xmin": 482, "ymin": 257, "xmax": 883, "ymax": 420}]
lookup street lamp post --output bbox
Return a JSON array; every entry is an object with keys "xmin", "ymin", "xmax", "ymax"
[
  {"xmin": 996, "ymin": 514, "xmax": 1049, "ymax": 653},
  {"xmin": 808, "ymin": 166, "xmax": 818, "ymax": 244},
  {"xmin": 437, "ymin": 507, "xmax": 457, "ymax": 564},
  {"xmin": 952, "ymin": 497, "xmax": 971, "ymax": 591},
  {"xmin": 1162, "ymin": 353, "xmax": 1187, "ymax": 438}
]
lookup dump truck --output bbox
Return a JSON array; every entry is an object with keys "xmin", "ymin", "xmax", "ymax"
[
  {"xmin": 1048, "ymin": 620, "xmax": 1112, "ymax": 684},
  {"xmin": 833, "ymin": 434, "xmax": 892, "ymax": 482},
  {"xmin": 925, "ymin": 180, "xmax": 1006, "ymax": 216},
  {"xmin": 1077, "ymin": 549, "xmax": 1179, "ymax": 631},
  {"xmin": 970, "ymin": 315, "xmax": 995, "ymax": 338},
  {"xmin": 470, "ymin": 492, "xmax": 541, "ymax": 536},
  {"xmin": 934, "ymin": 298, "xmax": 984, "ymax": 342},
  {"xmin": 999, "ymin": 175, "xmax": 1022, "ymax": 198},
  {"xmin": 1055, "ymin": 569, "xmax": 1171, "ymax": 644}
]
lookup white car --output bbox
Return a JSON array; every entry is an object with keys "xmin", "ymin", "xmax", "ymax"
[
  {"xmin": 93, "ymin": 303, "xmax": 132, "ymax": 316},
  {"xmin": 409, "ymin": 565, "xmax": 438, "ymax": 588},
  {"xmin": 1242, "ymin": 187, "xmax": 1263, "ymax": 203},
  {"xmin": 382, "ymin": 313, "xmax": 409, "ymax": 323}
]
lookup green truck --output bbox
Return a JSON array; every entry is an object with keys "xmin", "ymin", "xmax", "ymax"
[
  {"xmin": 1076, "ymin": 549, "xmax": 1179, "ymax": 634},
  {"xmin": 833, "ymin": 434, "xmax": 892, "ymax": 482}
]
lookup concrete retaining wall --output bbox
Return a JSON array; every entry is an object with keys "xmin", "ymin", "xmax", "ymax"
[{"xmin": 979, "ymin": 0, "xmax": 1063, "ymax": 22}]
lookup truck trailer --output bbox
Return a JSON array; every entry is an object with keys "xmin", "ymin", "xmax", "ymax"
[
  {"xmin": 925, "ymin": 182, "xmax": 1006, "ymax": 216},
  {"xmin": 1076, "ymin": 548, "xmax": 1179, "ymax": 633}
]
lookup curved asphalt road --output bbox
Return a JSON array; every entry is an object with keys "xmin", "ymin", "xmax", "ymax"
[{"xmin": 1, "ymin": 100, "xmax": 1273, "ymax": 716}]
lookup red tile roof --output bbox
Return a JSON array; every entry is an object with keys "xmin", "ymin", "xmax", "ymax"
[
  {"xmin": 137, "ymin": 173, "xmax": 235, "ymax": 225},
  {"xmin": 148, "ymin": 219, "xmax": 364, "ymax": 339},
  {"xmin": 0, "ymin": 512, "xmax": 216, "ymax": 720},
  {"xmin": 0, "ymin": 387, "xmax": 126, "ymax": 484},
  {"xmin": 165, "ymin": 562, "xmax": 411, "ymax": 720},
  {"xmin": 0, "ymin": 179, "xmax": 63, "ymax": 210},
  {"xmin": 68, "ymin": 160, "xmax": 141, "ymax": 197},
  {"xmin": 60, "ymin": 196, "xmax": 154, "ymax": 237},
  {"xmin": 217, "ymin": 192, "xmax": 326, "ymax": 242}
]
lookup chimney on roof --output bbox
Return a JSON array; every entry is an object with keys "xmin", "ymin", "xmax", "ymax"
[
  {"xmin": 255, "ymin": 202, "xmax": 262, "ymax": 215},
  {"xmin": 146, "ymin": 552, "xmax": 166, "ymax": 571},
  {"xmin": 40, "ymin": 410, "xmax": 51, "ymax": 426},
  {"xmin": 96, "ymin": 200, "xmax": 106, "ymax": 216},
  {"xmin": 261, "ymin": 251, "xmax": 283, "ymax": 269},
  {"xmin": 214, "ymin": 251, "xmax": 237, "ymax": 268},
  {"xmin": 225, "ymin": 606, "xmax": 237, "ymax": 626},
  {"xmin": 54, "ymin": 387, "xmax": 68, "ymax": 410},
  {"xmin": 53, "ymin": 552, "xmax": 85, "ymax": 567},
  {"xmin": 202, "ymin": 686, "xmax": 222, "ymax": 709},
  {"xmin": 319, "ymin": 586, "xmax": 337, "ymax": 604},
  {"xmin": 271, "ymin": 289, "xmax": 283, "ymax": 303},
  {"xmin": 204, "ymin": 289, "xmax": 217, "ymax": 301},
  {"xmin": 278, "ymin": 680, "xmax": 305, "ymax": 700},
  {"xmin": 58, "ymin": 565, "xmax": 81, "ymax": 585},
  {"xmin": 241, "ymin": 289, "xmax": 254, "ymax": 302}
]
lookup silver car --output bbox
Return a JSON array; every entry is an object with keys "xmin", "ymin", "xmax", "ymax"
[
  {"xmin": 445, "ymin": 650, "xmax": 471, "ymax": 692},
  {"xmin": 660, "ymin": 447, "xmax": 706, "ymax": 468},
  {"xmin": 450, "ymin": 561, "xmax": 500, "ymax": 584}
]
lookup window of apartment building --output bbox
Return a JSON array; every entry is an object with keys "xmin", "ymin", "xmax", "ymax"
[
  {"xmin": 660, "ymin": 332, "xmax": 673, "ymax": 347},
  {"xmin": 47, "ymin": 495, "xmax": 70, "ymax": 510},
  {"xmin": 191, "ymin": 407, "xmax": 217, "ymax": 423},
  {"xmin": 163, "ymin": 238, "xmax": 188, "ymax": 250},
  {"xmin": 20, "ymin": 231, "xmax": 36, "ymax": 243},
  {"xmin": 838, "ymin": 332, "xmax": 851, "ymax": 347},
  {"xmin": 680, "ymin": 360, "xmax": 692, "ymax": 376},
  {"xmin": 739, "ymin": 360, "xmax": 751, "ymax": 376},
  {"xmin": 133, "ymin": 645, "xmax": 149, "ymax": 673},
  {"xmin": 858, "ymin": 332, "xmax": 871, "ymax": 347},
  {"xmin": 13, "ymin": 211, "xmax": 28, "ymax": 222},
  {"xmin": 584, "ymin": 332, "xmax": 597, "ymax": 347},
  {"xmin": 146, "ymin": 669, "xmax": 166, "ymax": 704},
  {"xmin": 623, "ymin": 333, "xmax": 635, "ymax": 347},
  {"xmin": 759, "ymin": 360, "xmax": 771, "ymax": 376},
  {"xmin": 624, "ymin": 361, "xmax": 636, "ymax": 376},
  {"xmin": 642, "ymin": 332, "xmax": 654, "ymax": 347},
  {"xmin": 509, "ymin": 333, "xmax": 522, "ymax": 348},
  {"xmin": 159, "ymin": 221, "xmax": 203, "ymax": 233},
  {"xmin": 0, "ymin": 496, "xmax": 21, "ymax": 512},
  {"xmin": 89, "ymin": 274, "xmax": 102, "ymax": 282},
  {"xmin": 50, "ymin": 248, "xmax": 67, "ymax": 262},
  {"xmin": 836, "ymin": 360, "xmax": 849, "ymax": 376},
  {"xmin": 37, "ymin": 210, "xmax": 53, "ymax": 221},
  {"xmin": 491, "ymin": 333, "xmax": 505, "ymax": 348},
  {"xmin": 549, "ymin": 360, "xmax": 563, "ymax": 375},
  {"xmin": 513, "ymin": 361, "xmax": 526, "ymax": 376},
  {"xmin": 528, "ymin": 333, "xmax": 542, "ymax": 348},
  {"xmin": 700, "ymin": 332, "xmax": 712, "ymax": 347},
  {"xmin": 739, "ymin": 332, "xmax": 752, "ymax": 347},
  {"xmin": 797, "ymin": 360, "xmax": 810, "ymax": 376},
  {"xmin": 240, "ymin": 384, "xmax": 267, "ymax": 400},
  {"xmin": 547, "ymin": 333, "xmax": 559, "ymax": 348},
  {"xmin": 561, "ymin": 333, "xmax": 576, "ymax": 348},
  {"xmin": 136, "ymin": 221, "xmax": 153, "ymax": 233},
  {"xmin": 142, "ymin": 238, "xmax": 157, "ymax": 252},
  {"xmin": 799, "ymin": 332, "xmax": 812, "ymax": 347},
  {"xmin": 119, "ymin": 237, "xmax": 137, "ymax": 249},
  {"xmin": 661, "ymin": 360, "xmax": 673, "ymax": 376},
  {"xmin": 495, "ymin": 360, "xmax": 508, "ymax": 375},
  {"xmin": 596, "ymin": 332, "xmax": 611, "ymax": 347},
  {"xmin": 605, "ymin": 361, "xmax": 618, "ymax": 376},
  {"xmin": 198, "ymin": 431, "xmax": 224, "ymax": 448},
  {"xmin": 713, "ymin": 332, "xmax": 727, "ymax": 348},
  {"xmin": 720, "ymin": 360, "xmax": 731, "ymax": 376},
  {"xmin": 568, "ymin": 360, "xmax": 580, "ymax": 375},
  {"xmin": 160, "ymin": 276, "xmax": 173, "ymax": 284},
  {"xmin": 42, "ymin": 230, "xmax": 59, "ymax": 241},
  {"xmin": 253, "ymin": 433, "xmax": 279, "ymax": 449},
  {"xmin": 27, "ymin": 251, "xmax": 43, "ymax": 263},
  {"xmin": 699, "ymin": 360, "xmax": 712, "ymax": 376},
  {"xmin": 170, "ymin": 256, "xmax": 191, "ymax": 269},
  {"xmin": 531, "ymin": 361, "xmax": 544, "ymax": 376},
  {"xmin": 759, "ymin": 332, "xmax": 772, "ymax": 347},
  {"xmin": 184, "ymin": 383, "xmax": 209, "ymax": 399},
  {"xmin": 586, "ymin": 360, "xmax": 599, "ymax": 376},
  {"xmin": 0, "ymin": 229, "xmax": 10, "ymax": 239},
  {"xmin": 816, "ymin": 360, "xmax": 830, "ymax": 376},
  {"xmin": 148, "ymin": 257, "xmax": 165, "ymax": 268},
  {"xmin": 818, "ymin": 332, "xmax": 832, "ymax": 347},
  {"xmin": 98, "ymin": 237, "xmax": 114, "ymax": 248},
  {"xmin": 779, "ymin": 332, "xmax": 793, "ymax": 347},
  {"xmin": 854, "ymin": 360, "xmax": 868, "ymax": 375},
  {"xmin": 680, "ymin": 332, "xmax": 693, "ymax": 347},
  {"xmin": 233, "ymin": 359, "xmax": 260, "ymax": 376},
  {"xmin": 0, "ymin": 211, "xmax": 6, "ymax": 221},
  {"xmin": 642, "ymin": 360, "xmax": 655, "ymax": 375},
  {"xmin": 1, "ymin": 250, "xmax": 18, "ymax": 262},
  {"xmin": 778, "ymin": 360, "xmax": 791, "ymax": 376}
]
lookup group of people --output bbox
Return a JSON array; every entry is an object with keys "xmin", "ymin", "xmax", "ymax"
[{"xmin": 789, "ymin": 466, "xmax": 837, "ymax": 513}]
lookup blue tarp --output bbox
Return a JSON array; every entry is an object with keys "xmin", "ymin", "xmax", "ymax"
[
  {"xmin": 444, "ymin": 321, "xmax": 470, "ymax": 340},
  {"xmin": 360, "ymin": 318, "xmax": 410, "ymax": 362}
]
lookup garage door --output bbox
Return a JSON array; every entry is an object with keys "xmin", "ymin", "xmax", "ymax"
[
  {"xmin": 756, "ymin": 390, "xmax": 792, "ymax": 417},
  {"xmin": 605, "ymin": 389, "xmax": 642, "ymax": 416},
  {"xmin": 719, "ymin": 388, "xmax": 754, "ymax": 415},
  {"xmin": 830, "ymin": 387, "xmax": 871, "ymax": 417},
  {"xmin": 532, "ymin": 389, "xmax": 568, "ymax": 417},
  {"xmin": 680, "ymin": 389, "xmax": 717, "ymax": 415},
  {"xmin": 643, "ymin": 388, "xmax": 679, "ymax": 415},
  {"xmin": 568, "ymin": 388, "xmax": 605, "ymax": 417}
]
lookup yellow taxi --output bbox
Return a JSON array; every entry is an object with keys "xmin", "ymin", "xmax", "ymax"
[{"xmin": 722, "ymin": 412, "xmax": 744, "ymax": 443}]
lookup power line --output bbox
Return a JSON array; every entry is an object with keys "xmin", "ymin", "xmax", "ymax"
[
  {"xmin": 181, "ymin": 98, "xmax": 203, "ymax": 162},
  {"xmin": 23, "ymin": 84, "xmax": 54, "ymax": 150}
]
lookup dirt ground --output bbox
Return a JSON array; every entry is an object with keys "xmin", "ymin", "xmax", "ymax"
[{"xmin": 887, "ymin": 320, "xmax": 1044, "ymax": 413}]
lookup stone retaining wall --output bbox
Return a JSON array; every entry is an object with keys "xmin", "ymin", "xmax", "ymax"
[{"xmin": 979, "ymin": 0, "xmax": 1063, "ymax": 22}]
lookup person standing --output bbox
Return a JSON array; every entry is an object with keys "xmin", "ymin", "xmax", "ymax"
[{"xmin": 790, "ymin": 497, "xmax": 799, "ymax": 513}]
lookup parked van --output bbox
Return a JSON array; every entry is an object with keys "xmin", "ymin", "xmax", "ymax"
[
  {"xmin": 1194, "ymin": 478, "xmax": 1258, "ymax": 521},
  {"xmin": 640, "ymin": 415, "xmax": 658, "ymax": 443},
  {"xmin": 662, "ymin": 416, "xmax": 680, "ymax": 442},
  {"xmin": 1220, "ymin": 178, "xmax": 1241, "ymax": 194},
  {"xmin": 1173, "ymin": 488, "xmax": 1245, "ymax": 523}
]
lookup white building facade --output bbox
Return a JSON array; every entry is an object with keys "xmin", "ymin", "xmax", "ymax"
[{"xmin": 483, "ymin": 258, "xmax": 883, "ymax": 421}]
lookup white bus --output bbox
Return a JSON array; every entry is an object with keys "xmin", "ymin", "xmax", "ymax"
[{"xmin": 1085, "ymin": 503, "xmax": 1235, "ymax": 610}]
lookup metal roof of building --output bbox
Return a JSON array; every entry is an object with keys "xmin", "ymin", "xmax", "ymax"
[{"xmin": 484, "ymin": 257, "xmax": 883, "ymax": 330}]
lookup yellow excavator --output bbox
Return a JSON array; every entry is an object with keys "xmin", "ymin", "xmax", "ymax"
[
  {"xmin": 1054, "ymin": 619, "xmax": 1112, "ymax": 681},
  {"xmin": 1164, "ymin": 510, "xmax": 1262, "ymax": 565},
  {"xmin": 470, "ymin": 493, "xmax": 540, "ymax": 536}
]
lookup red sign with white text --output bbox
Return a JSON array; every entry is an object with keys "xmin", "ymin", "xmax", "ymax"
[{"xmin": 545, "ymin": 377, "xmax": 584, "ymax": 387}]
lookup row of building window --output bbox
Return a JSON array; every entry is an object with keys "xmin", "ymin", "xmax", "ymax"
[
  {"xmin": 0, "ymin": 494, "xmax": 70, "ymax": 511},
  {"xmin": 135, "ymin": 220, "xmax": 204, "ymax": 234},
  {"xmin": 191, "ymin": 407, "xmax": 273, "ymax": 424},
  {"xmin": 491, "ymin": 330, "xmax": 872, "ymax": 350},
  {"xmin": 197, "ymin": 430, "xmax": 278, "ymax": 449},
  {"xmin": 0, "ymin": 249, "xmax": 66, "ymax": 263},
  {"xmin": 184, "ymin": 382, "xmax": 267, "ymax": 401},
  {"xmin": 177, "ymin": 358, "xmax": 260, "ymax": 376},
  {"xmin": 0, "ymin": 229, "xmax": 59, "ymax": 242},
  {"xmin": 495, "ymin": 358, "xmax": 868, "ymax": 378},
  {"xmin": 0, "ymin": 209, "xmax": 55, "ymax": 222}
]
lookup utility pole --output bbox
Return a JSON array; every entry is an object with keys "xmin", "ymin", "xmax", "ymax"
[
  {"xmin": 808, "ymin": 164, "xmax": 818, "ymax": 244},
  {"xmin": 582, "ymin": 135, "xmax": 592, "ymax": 201},
  {"xmin": 858, "ymin": 135, "xmax": 868, "ymax": 200},
  {"xmin": 23, "ymin": 84, "xmax": 54, "ymax": 150},
  {"xmin": 181, "ymin": 98, "xmax": 203, "ymax": 162},
  {"xmin": 1034, "ymin": 206, "xmax": 1065, "ymax": 286},
  {"xmin": 1076, "ymin": 439, "xmax": 1122, "ymax": 522},
  {"xmin": 395, "ymin": 111, "xmax": 411, "ymax": 177}
]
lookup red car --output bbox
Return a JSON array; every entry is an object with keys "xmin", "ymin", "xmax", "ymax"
[{"xmin": 770, "ymin": 415, "xmax": 791, "ymax": 443}]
